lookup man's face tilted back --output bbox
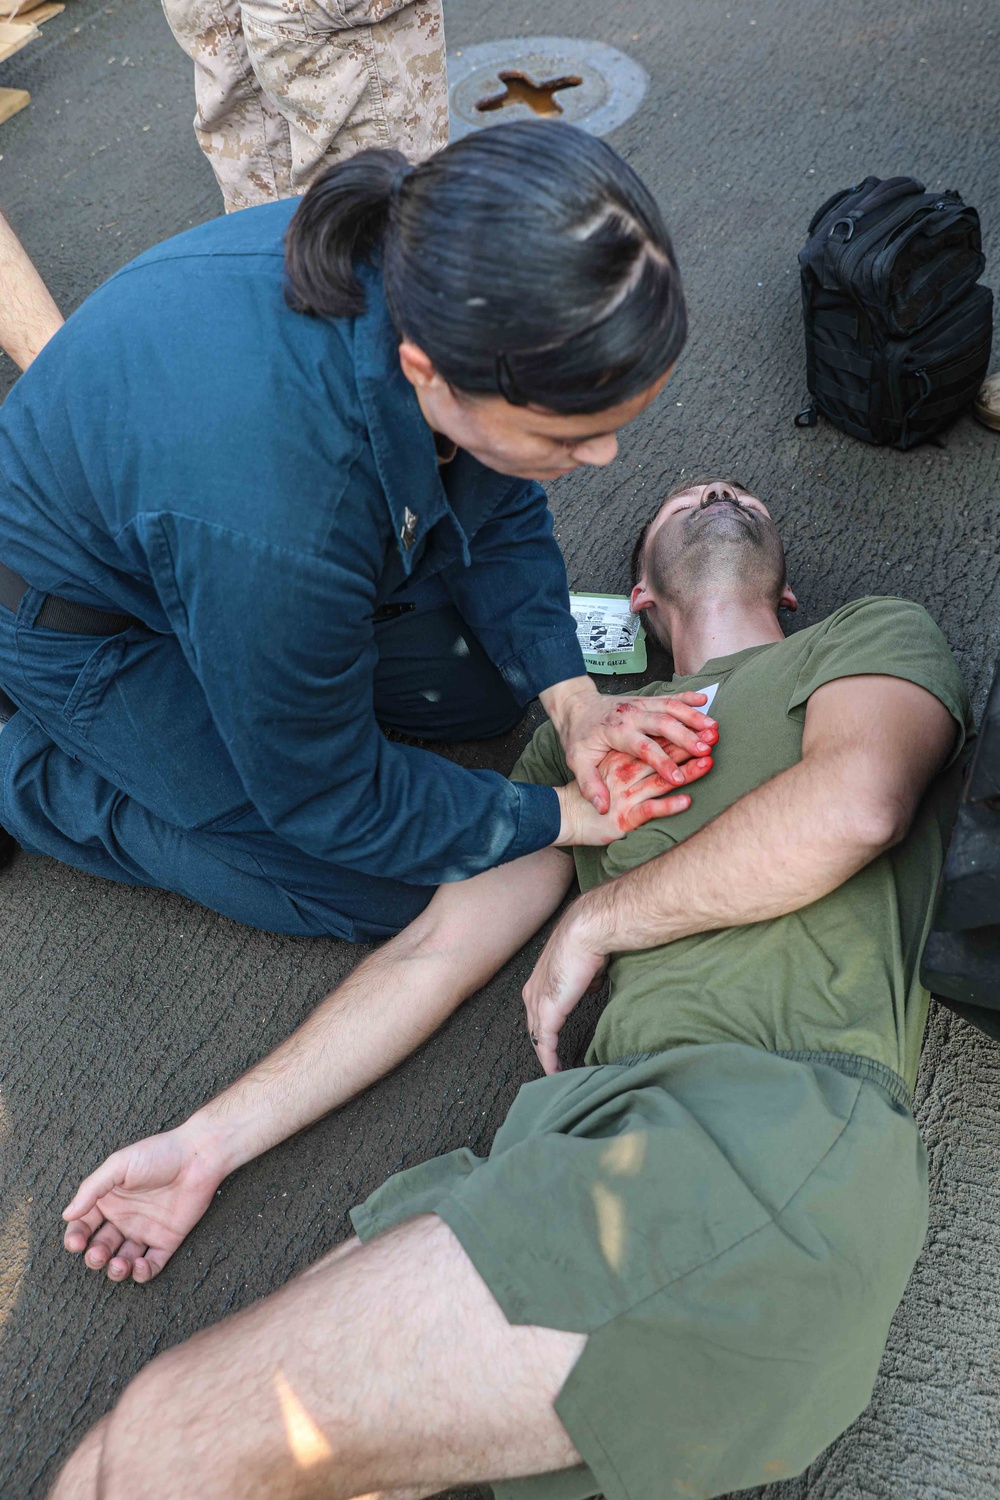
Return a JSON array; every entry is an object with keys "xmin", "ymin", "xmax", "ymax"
[{"xmin": 630, "ymin": 479, "xmax": 797, "ymax": 650}]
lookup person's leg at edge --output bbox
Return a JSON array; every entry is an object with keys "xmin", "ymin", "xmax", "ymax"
[
  {"xmin": 159, "ymin": 0, "xmax": 292, "ymax": 211},
  {"xmin": 0, "ymin": 685, "xmax": 17, "ymax": 868},
  {"xmin": 49, "ymin": 1216, "xmax": 586, "ymax": 1500},
  {"xmin": 240, "ymin": 0, "xmax": 447, "ymax": 197}
]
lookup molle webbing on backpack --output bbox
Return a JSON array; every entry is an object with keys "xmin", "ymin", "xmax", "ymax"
[{"xmin": 798, "ymin": 175, "xmax": 993, "ymax": 449}]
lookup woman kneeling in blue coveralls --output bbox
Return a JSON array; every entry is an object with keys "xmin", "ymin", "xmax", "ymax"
[{"xmin": 0, "ymin": 121, "xmax": 717, "ymax": 941}]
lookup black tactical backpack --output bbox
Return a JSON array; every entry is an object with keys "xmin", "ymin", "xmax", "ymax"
[{"xmin": 796, "ymin": 175, "xmax": 993, "ymax": 448}]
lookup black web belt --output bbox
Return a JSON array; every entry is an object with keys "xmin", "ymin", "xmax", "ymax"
[{"xmin": 0, "ymin": 560, "xmax": 139, "ymax": 636}]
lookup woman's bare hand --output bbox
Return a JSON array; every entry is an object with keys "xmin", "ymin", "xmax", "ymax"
[{"xmin": 554, "ymin": 746, "xmax": 713, "ymax": 847}]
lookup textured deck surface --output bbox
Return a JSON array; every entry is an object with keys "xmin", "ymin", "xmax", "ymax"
[{"xmin": 1, "ymin": 0, "xmax": 998, "ymax": 1495}]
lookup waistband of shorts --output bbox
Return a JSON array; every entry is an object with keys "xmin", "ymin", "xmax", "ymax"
[{"xmin": 609, "ymin": 1046, "xmax": 913, "ymax": 1111}]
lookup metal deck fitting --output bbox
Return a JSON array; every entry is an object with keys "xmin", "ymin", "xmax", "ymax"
[{"xmin": 448, "ymin": 37, "xmax": 649, "ymax": 141}]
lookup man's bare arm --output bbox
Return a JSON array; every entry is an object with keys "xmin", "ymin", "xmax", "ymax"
[
  {"xmin": 63, "ymin": 848, "xmax": 575, "ymax": 1281},
  {"xmin": 190, "ymin": 847, "xmax": 576, "ymax": 1165},
  {"xmin": 524, "ymin": 675, "xmax": 958, "ymax": 1073},
  {"xmin": 0, "ymin": 210, "xmax": 62, "ymax": 370}
]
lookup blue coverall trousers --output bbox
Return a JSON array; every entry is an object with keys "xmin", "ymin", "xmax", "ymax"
[{"xmin": 0, "ymin": 576, "xmax": 524, "ymax": 941}]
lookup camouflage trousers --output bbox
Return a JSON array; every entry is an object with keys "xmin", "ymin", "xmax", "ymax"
[{"xmin": 160, "ymin": 0, "xmax": 448, "ymax": 212}]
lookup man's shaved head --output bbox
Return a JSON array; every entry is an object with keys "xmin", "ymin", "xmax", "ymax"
[{"xmin": 630, "ymin": 479, "xmax": 790, "ymax": 647}]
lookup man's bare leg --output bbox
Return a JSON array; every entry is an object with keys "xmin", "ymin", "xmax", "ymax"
[
  {"xmin": 51, "ymin": 1216, "xmax": 587, "ymax": 1500},
  {"xmin": 50, "ymin": 1419, "xmax": 108, "ymax": 1500},
  {"xmin": 52, "ymin": 1418, "xmax": 437, "ymax": 1500}
]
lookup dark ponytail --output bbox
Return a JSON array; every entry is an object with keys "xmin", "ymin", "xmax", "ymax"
[
  {"xmin": 284, "ymin": 121, "xmax": 687, "ymax": 415},
  {"xmin": 284, "ymin": 148, "xmax": 409, "ymax": 319}
]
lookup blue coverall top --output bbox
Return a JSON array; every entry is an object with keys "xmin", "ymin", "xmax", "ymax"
[{"xmin": 0, "ymin": 199, "xmax": 586, "ymax": 884}]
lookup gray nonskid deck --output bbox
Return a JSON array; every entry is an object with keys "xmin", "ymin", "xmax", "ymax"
[{"xmin": 1, "ymin": 0, "xmax": 998, "ymax": 1494}]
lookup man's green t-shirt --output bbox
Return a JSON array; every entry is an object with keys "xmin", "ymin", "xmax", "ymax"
[{"xmin": 513, "ymin": 597, "xmax": 972, "ymax": 1092}]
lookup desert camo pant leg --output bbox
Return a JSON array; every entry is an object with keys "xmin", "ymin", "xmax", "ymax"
[{"xmin": 160, "ymin": 0, "xmax": 447, "ymax": 212}]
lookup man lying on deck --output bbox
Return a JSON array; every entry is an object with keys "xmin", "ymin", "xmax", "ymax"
[{"xmin": 53, "ymin": 478, "xmax": 971, "ymax": 1500}]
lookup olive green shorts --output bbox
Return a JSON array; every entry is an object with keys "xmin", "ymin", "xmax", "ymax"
[{"xmin": 350, "ymin": 1043, "xmax": 928, "ymax": 1500}]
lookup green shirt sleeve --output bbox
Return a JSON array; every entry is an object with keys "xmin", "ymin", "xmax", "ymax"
[
  {"xmin": 511, "ymin": 719, "xmax": 571, "ymax": 787},
  {"xmin": 787, "ymin": 596, "xmax": 973, "ymax": 762}
]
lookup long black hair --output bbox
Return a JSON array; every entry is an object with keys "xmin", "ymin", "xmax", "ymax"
[{"xmin": 284, "ymin": 121, "xmax": 686, "ymax": 416}]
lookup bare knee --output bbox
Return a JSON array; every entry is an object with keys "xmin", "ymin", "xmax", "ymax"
[
  {"xmin": 97, "ymin": 1350, "xmax": 205, "ymax": 1499},
  {"xmin": 48, "ymin": 1415, "xmax": 109, "ymax": 1500}
]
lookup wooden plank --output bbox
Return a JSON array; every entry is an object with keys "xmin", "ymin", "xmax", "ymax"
[
  {"xmin": 0, "ymin": 0, "xmax": 58, "ymax": 54},
  {"xmin": 23, "ymin": 1, "xmax": 62, "ymax": 21},
  {"xmin": 0, "ymin": 19, "xmax": 40, "ymax": 63},
  {"xmin": 0, "ymin": 0, "xmax": 49, "ymax": 19},
  {"xmin": 0, "ymin": 86, "xmax": 29, "ymax": 125}
]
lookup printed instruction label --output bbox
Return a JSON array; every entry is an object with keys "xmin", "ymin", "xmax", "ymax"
[{"xmin": 570, "ymin": 592, "xmax": 647, "ymax": 676}]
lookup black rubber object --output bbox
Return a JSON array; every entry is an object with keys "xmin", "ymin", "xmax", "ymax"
[{"xmin": 922, "ymin": 660, "xmax": 1000, "ymax": 1032}]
